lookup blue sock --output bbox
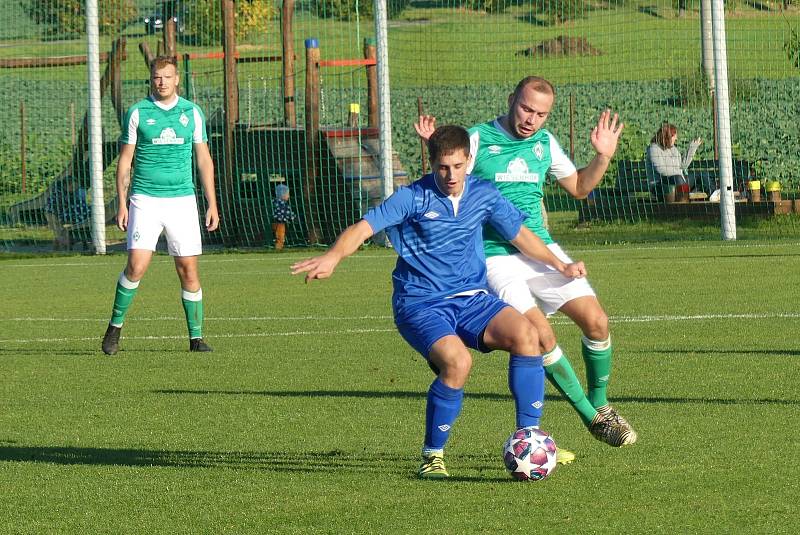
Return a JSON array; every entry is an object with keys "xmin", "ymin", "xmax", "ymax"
[
  {"xmin": 508, "ymin": 355, "xmax": 545, "ymax": 429},
  {"xmin": 423, "ymin": 377, "xmax": 464, "ymax": 453}
]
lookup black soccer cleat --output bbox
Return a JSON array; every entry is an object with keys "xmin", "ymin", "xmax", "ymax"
[
  {"xmin": 189, "ymin": 338, "xmax": 213, "ymax": 352},
  {"xmin": 102, "ymin": 324, "xmax": 122, "ymax": 355}
]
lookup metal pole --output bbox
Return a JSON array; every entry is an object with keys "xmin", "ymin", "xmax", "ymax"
[
  {"xmin": 86, "ymin": 0, "xmax": 106, "ymax": 253},
  {"xmin": 374, "ymin": 0, "xmax": 393, "ymax": 246},
  {"xmin": 711, "ymin": 0, "xmax": 735, "ymax": 240}
]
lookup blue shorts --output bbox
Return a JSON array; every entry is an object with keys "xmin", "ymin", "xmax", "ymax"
[{"xmin": 394, "ymin": 292, "xmax": 510, "ymax": 358}]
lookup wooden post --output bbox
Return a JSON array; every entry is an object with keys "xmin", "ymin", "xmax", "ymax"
[
  {"xmin": 221, "ymin": 0, "xmax": 239, "ymax": 238},
  {"xmin": 304, "ymin": 38, "xmax": 321, "ymax": 244},
  {"xmin": 182, "ymin": 54, "xmax": 193, "ymax": 101},
  {"xmin": 164, "ymin": 17, "xmax": 177, "ymax": 59},
  {"xmin": 139, "ymin": 42, "xmax": 155, "ymax": 69},
  {"xmin": 364, "ymin": 37, "xmax": 378, "ymax": 128},
  {"xmin": 417, "ymin": 96, "xmax": 427, "ymax": 174},
  {"xmin": 139, "ymin": 41, "xmax": 155, "ymax": 97},
  {"xmin": 111, "ymin": 41, "xmax": 125, "ymax": 127},
  {"xmin": 281, "ymin": 0, "xmax": 296, "ymax": 127},
  {"xmin": 19, "ymin": 100, "xmax": 26, "ymax": 194}
]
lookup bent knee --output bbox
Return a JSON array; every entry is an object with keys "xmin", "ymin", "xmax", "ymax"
[{"xmin": 585, "ymin": 311, "xmax": 609, "ymax": 340}]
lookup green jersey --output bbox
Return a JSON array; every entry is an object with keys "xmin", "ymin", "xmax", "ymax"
[
  {"xmin": 120, "ymin": 96, "xmax": 208, "ymax": 198},
  {"xmin": 468, "ymin": 119, "xmax": 576, "ymax": 256}
]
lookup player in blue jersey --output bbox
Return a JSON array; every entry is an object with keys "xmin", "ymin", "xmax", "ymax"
[
  {"xmin": 415, "ymin": 78, "xmax": 636, "ymax": 456},
  {"xmin": 292, "ymin": 125, "xmax": 586, "ymax": 479}
]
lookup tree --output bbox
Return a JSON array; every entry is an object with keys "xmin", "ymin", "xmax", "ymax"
[
  {"xmin": 23, "ymin": 0, "xmax": 137, "ymax": 37},
  {"xmin": 184, "ymin": 0, "xmax": 277, "ymax": 46}
]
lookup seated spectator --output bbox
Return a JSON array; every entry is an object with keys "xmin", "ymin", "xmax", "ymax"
[
  {"xmin": 645, "ymin": 123, "xmax": 702, "ymax": 200},
  {"xmin": 44, "ymin": 176, "xmax": 90, "ymax": 250}
]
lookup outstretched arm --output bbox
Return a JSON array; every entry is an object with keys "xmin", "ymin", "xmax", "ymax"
[
  {"xmin": 558, "ymin": 109, "xmax": 623, "ymax": 199},
  {"xmin": 291, "ymin": 220, "xmax": 374, "ymax": 283},
  {"xmin": 510, "ymin": 226, "xmax": 586, "ymax": 279}
]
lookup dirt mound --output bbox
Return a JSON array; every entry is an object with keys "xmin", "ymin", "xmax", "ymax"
[{"xmin": 516, "ymin": 35, "xmax": 602, "ymax": 57}]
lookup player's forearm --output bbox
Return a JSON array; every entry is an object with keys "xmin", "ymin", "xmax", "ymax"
[
  {"xmin": 198, "ymin": 164, "xmax": 217, "ymax": 209},
  {"xmin": 510, "ymin": 227, "xmax": 567, "ymax": 272},
  {"xmin": 115, "ymin": 170, "xmax": 130, "ymax": 204},
  {"xmin": 328, "ymin": 220, "xmax": 374, "ymax": 261},
  {"xmin": 574, "ymin": 154, "xmax": 611, "ymax": 198}
]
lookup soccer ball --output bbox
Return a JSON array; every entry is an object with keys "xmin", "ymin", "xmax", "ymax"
[{"xmin": 502, "ymin": 428, "xmax": 558, "ymax": 481}]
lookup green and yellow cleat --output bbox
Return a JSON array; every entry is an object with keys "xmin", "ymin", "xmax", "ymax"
[
  {"xmin": 556, "ymin": 447, "xmax": 576, "ymax": 465},
  {"xmin": 418, "ymin": 453, "xmax": 449, "ymax": 479}
]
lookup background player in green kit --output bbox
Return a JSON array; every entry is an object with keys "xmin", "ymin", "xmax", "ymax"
[
  {"xmin": 416, "ymin": 77, "xmax": 636, "ymax": 457},
  {"xmin": 102, "ymin": 55, "xmax": 219, "ymax": 355}
]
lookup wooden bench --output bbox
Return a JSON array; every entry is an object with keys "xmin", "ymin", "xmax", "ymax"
[
  {"xmin": 580, "ymin": 158, "xmax": 760, "ymax": 222},
  {"xmin": 614, "ymin": 158, "xmax": 757, "ymax": 198}
]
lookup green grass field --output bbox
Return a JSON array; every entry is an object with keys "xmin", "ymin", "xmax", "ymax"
[{"xmin": 1, "ymin": 242, "xmax": 798, "ymax": 533}]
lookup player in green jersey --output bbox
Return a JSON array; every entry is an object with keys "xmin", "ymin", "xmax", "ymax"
[
  {"xmin": 415, "ymin": 77, "xmax": 636, "ymax": 455},
  {"xmin": 102, "ymin": 55, "xmax": 219, "ymax": 355}
]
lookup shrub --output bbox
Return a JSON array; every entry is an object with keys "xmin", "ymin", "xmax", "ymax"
[
  {"xmin": 184, "ymin": 0, "xmax": 277, "ymax": 46},
  {"xmin": 313, "ymin": 0, "xmax": 411, "ymax": 21},
  {"xmin": 22, "ymin": 0, "xmax": 137, "ymax": 37}
]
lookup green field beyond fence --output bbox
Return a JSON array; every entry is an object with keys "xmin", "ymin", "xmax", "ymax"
[
  {"xmin": 1, "ymin": 243, "xmax": 798, "ymax": 533},
  {"xmin": 3, "ymin": 1, "xmax": 800, "ymax": 252}
]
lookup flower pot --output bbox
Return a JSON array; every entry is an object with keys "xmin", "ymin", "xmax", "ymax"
[
  {"xmin": 662, "ymin": 184, "xmax": 676, "ymax": 203},
  {"xmin": 748, "ymin": 180, "xmax": 761, "ymax": 202},
  {"xmin": 766, "ymin": 180, "xmax": 781, "ymax": 202},
  {"xmin": 676, "ymin": 183, "xmax": 690, "ymax": 203}
]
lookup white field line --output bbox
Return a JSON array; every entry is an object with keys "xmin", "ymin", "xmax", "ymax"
[{"xmin": 1, "ymin": 312, "xmax": 798, "ymax": 344}]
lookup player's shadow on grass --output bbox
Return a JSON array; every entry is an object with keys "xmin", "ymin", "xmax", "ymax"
[
  {"xmin": 153, "ymin": 389, "xmax": 800, "ymax": 407},
  {"xmin": 0, "ymin": 445, "xmax": 507, "ymax": 481}
]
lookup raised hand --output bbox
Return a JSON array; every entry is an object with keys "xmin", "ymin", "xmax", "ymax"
[
  {"xmin": 414, "ymin": 114, "xmax": 437, "ymax": 141},
  {"xmin": 590, "ymin": 109, "xmax": 624, "ymax": 159}
]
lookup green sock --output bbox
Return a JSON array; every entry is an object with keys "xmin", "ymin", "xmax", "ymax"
[
  {"xmin": 582, "ymin": 336, "xmax": 613, "ymax": 409},
  {"xmin": 110, "ymin": 273, "xmax": 140, "ymax": 326},
  {"xmin": 182, "ymin": 288, "xmax": 204, "ymax": 339},
  {"xmin": 543, "ymin": 346, "xmax": 597, "ymax": 426}
]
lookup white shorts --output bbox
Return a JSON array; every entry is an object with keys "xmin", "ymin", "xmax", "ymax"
[
  {"xmin": 127, "ymin": 194, "xmax": 202, "ymax": 257},
  {"xmin": 485, "ymin": 243, "xmax": 596, "ymax": 316}
]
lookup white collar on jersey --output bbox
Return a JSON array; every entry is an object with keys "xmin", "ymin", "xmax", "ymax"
[{"xmin": 149, "ymin": 95, "xmax": 179, "ymax": 111}]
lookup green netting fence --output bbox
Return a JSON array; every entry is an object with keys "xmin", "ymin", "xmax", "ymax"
[{"xmin": 2, "ymin": 0, "xmax": 800, "ymax": 253}]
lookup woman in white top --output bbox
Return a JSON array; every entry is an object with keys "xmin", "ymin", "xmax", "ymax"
[{"xmin": 645, "ymin": 122, "xmax": 702, "ymax": 199}]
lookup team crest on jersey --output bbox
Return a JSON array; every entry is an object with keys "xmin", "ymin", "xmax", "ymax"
[
  {"xmin": 146, "ymin": 118, "xmax": 157, "ymax": 125},
  {"xmin": 532, "ymin": 141, "xmax": 544, "ymax": 161},
  {"xmin": 132, "ymin": 230, "xmax": 141, "ymax": 242},
  {"xmin": 152, "ymin": 127, "xmax": 184, "ymax": 145},
  {"xmin": 495, "ymin": 157, "xmax": 539, "ymax": 183},
  {"xmin": 423, "ymin": 211, "xmax": 440, "ymax": 219},
  {"xmin": 488, "ymin": 145, "xmax": 502, "ymax": 155},
  {"xmin": 179, "ymin": 113, "xmax": 189, "ymax": 127}
]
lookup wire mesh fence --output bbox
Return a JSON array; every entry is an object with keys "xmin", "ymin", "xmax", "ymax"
[{"xmin": 1, "ymin": 0, "xmax": 800, "ymax": 253}]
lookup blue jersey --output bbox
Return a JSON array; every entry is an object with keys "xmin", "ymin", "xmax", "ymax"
[{"xmin": 362, "ymin": 174, "xmax": 526, "ymax": 314}]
